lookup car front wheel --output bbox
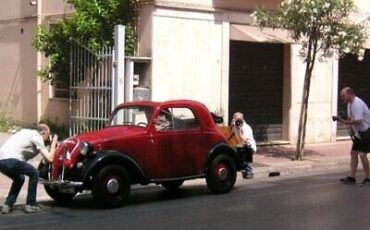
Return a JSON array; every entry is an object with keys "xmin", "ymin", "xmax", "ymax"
[
  {"xmin": 206, "ymin": 154, "xmax": 237, "ymax": 194},
  {"xmin": 38, "ymin": 161, "xmax": 76, "ymax": 202},
  {"xmin": 92, "ymin": 165, "xmax": 130, "ymax": 208}
]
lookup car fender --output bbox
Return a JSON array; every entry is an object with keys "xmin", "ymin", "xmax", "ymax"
[
  {"xmin": 207, "ymin": 143, "xmax": 243, "ymax": 171},
  {"xmin": 82, "ymin": 150, "xmax": 149, "ymax": 186}
]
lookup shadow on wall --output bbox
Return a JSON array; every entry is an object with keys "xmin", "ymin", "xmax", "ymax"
[
  {"xmin": 0, "ymin": 22, "xmax": 38, "ymax": 125},
  {"xmin": 2, "ymin": 61, "xmax": 22, "ymax": 114},
  {"xmin": 212, "ymin": 0, "xmax": 279, "ymax": 11},
  {"xmin": 41, "ymin": 99, "xmax": 70, "ymax": 138}
]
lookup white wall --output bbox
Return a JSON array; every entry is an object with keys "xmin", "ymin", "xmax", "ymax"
[
  {"xmin": 139, "ymin": 1, "xmax": 369, "ymax": 144},
  {"xmin": 151, "ymin": 8, "xmax": 224, "ymax": 113},
  {"xmin": 289, "ymin": 45, "xmax": 336, "ymax": 143}
]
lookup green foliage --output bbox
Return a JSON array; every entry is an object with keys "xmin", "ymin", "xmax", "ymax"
[
  {"xmin": 32, "ymin": 0, "xmax": 136, "ymax": 85},
  {"xmin": 0, "ymin": 112, "xmax": 21, "ymax": 133},
  {"xmin": 0, "ymin": 112, "xmax": 11, "ymax": 132},
  {"xmin": 40, "ymin": 118, "xmax": 70, "ymax": 139},
  {"xmin": 255, "ymin": 0, "xmax": 367, "ymax": 61}
]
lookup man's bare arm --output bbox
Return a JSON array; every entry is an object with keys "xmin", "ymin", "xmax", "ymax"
[{"xmin": 40, "ymin": 135, "xmax": 58, "ymax": 163}]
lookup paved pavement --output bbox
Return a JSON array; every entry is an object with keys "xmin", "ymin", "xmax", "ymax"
[{"xmin": 0, "ymin": 132, "xmax": 355, "ymax": 206}]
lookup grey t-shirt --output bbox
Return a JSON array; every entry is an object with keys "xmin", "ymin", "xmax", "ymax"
[{"xmin": 0, "ymin": 129, "xmax": 46, "ymax": 161}]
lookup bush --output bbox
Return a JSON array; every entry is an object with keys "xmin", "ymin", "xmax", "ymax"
[{"xmin": 0, "ymin": 113, "xmax": 21, "ymax": 133}]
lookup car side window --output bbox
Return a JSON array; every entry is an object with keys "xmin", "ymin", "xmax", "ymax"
[
  {"xmin": 155, "ymin": 107, "xmax": 199, "ymax": 131},
  {"xmin": 171, "ymin": 107, "xmax": 199, "ymax": 130},
  {"xmin": 111, "ymin": 106, "xmax": 152, "ymax": 127},
  {"xmin": 155, "ymin": 109, "xmax": 173, "ymax": 131}
]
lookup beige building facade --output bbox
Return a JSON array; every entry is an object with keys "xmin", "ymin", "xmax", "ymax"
[
  {"xmin": 0, "ymin": 0, "xmax": 73, "ymax": 126},
  {"xmin": 1, "ymin": 0, "xmax": 370, "ymax": 144}
]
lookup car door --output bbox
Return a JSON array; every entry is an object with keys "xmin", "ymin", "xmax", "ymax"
[{"xmin": 146, "ymin": 106, "xmax": 204, "ymax": 179}]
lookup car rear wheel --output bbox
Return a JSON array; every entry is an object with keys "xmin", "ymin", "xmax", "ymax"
[
  {"xmin": 161, "ymin": 180, "xmax": 184, "ymax": 190},
  {"xmin": 92, "ymin": 165, "xmax": 130, "ymax": 208},
  {"xmin": 37, "ymin": 161, "xmax": 76, "ymax": 202},
  {"xmin": 206, "ymin": 154, "xmax": 237, "ymax": 194}
]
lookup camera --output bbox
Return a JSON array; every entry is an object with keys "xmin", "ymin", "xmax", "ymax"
[
  {"xmin": 332, "ymin": 113, "xmax": 347, "ymax": 122},
  {"xmin": 235, "ymin": 119, "xmax": 243, "ymax": 127}
]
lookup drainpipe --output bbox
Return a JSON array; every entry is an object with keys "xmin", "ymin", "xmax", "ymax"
[
  {"xmin": 35, "ymin": 0, "xmax": 42, "ymax": 122},
  {"xmin": 112, "ymin": 25, "xmax": 125, "ymax": 110}
]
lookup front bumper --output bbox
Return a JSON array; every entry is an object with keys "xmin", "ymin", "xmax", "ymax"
[{"xmin": 39, "ymin": 178, "xmax": 83, "ymax": 193}]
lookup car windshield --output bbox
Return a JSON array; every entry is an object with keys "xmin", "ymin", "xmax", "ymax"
[{"xmin": 108, "ymin": 106, "xmax": 154, "ymax": 127}]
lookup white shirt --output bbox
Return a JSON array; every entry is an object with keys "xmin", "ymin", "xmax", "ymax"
[
  {"xmin": 232, "ymin": 122, "xmax": 257, "ymax": 152},
  {"xmin": 347, "ymin": 96, "xmax": 370, "ymax": 132},
  {"xmin": 0, "ymin": 129, "xmax": 46, "ymax": 161}
]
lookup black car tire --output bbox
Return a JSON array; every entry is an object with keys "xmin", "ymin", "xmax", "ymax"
[
  {"xmin": 37, "ymin": 161, "xmax": 77, "ymax": 202},
  {"xmin": 206, "ymin": 154, "xmax": 237, "ymax": 194},
  {"xmin": 161, "ymin": 180, "xmax": 184, "ymax": 190},
  {"xmin": 92, "ymin": 165, "xmax": 130, "ymax": 208}
]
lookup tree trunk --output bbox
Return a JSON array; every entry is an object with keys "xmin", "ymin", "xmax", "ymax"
[
  {"xmin": 295, "ymin": 39, "xmax": 317, "ymax": 160},
  {"xmin": 295, "ymin": 71, "xmax": 312, "ymax": 160}
]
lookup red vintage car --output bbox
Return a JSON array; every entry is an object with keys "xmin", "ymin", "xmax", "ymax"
[{"xmin": 38, "ymin": 100, "xmax": 244, "ymax": 208}]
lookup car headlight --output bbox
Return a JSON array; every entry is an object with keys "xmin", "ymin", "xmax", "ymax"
[{"xmin": 80, "ymin": 142, "xmax": 90, "ymax": 156}]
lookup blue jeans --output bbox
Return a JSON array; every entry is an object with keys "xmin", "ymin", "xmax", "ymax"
[
  {"xmin": 0, "ymin": 159, "xmax": 39, "ymax": 207},
  {"xmin": 245, "ymin": 162, "xmax": 254, "ymax": 176},
  {"xmin": 238, "ymin": 146, "xmax": 254, "ymax": 176}
]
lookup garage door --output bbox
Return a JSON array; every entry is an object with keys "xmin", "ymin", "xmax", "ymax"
[
  {"xmin": 229, "ymin": 41, "xmax": 284, "ymax": 142},
  {"xmin": 337, "ymin": 50, "xmax": 370, "ymax": 137}
]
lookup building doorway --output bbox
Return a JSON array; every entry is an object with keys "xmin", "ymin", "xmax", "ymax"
[
  {"xmin": 229, "ymin": 41, "xmax": 284, "ymax": 142},
  {"xmin": 337, "ymin": 50, "xmax": 370, "ymax": 138}
]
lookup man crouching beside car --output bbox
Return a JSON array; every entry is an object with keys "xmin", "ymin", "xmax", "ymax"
[
  {"xmin": 231, "ymin": 112, "xmax": 257, "ymax": 179},
  {"xmin": 0, "ymin": 123, "xmax": 58, "ymax": 214}
]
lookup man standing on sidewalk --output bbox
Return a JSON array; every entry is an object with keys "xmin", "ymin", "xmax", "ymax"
[
  {"xmin": 0, "ymin": 123, "xmax": 58, "ymax": 214},
  {"xmin": 338, "ymin": 87, "xmax": 370, "ymax": 186}
]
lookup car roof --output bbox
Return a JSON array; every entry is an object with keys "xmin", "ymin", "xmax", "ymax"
[
  {"xmin": 114, "ymin": 100, "xmax": 215, "ymax": 129},
  {"xmin": 116, "ymin": 99, "xmax": 207, "ymax": 109}
]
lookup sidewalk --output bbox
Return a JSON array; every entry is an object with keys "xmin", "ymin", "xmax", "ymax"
[
  {"xmin": 0, "ymin": 132, "xmax": 353, "ymax": 205},
  {"xmin": 254, "ymin": 140, "xmax": 351, "ymax": 176}
]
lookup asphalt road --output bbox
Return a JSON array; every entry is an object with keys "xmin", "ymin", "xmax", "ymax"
[{"xmin": 1, "ymin": 170, "xmax": 370, "ymax": 230}]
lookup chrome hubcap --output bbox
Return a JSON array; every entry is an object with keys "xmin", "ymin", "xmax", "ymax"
[
  {"xmin": 106, "ymin": 179, "xmax": 119, "ymax": 194},
  {"xmin": 217, "ymin": 168, "xmax": 228, "ymax": 181}
]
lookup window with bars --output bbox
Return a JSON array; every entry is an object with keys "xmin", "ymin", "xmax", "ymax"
[{"xmin": 52, "ymin": 81, "xmax": 70, "ymax": 99}]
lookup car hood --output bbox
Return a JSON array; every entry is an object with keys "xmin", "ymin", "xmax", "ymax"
[{"xmin": 73, "ymin": 126, "xmax": 147, "ymax": 146}]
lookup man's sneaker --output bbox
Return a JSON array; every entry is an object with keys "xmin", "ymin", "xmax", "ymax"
[
  {"xmin": 360, "ymin": 178, "xmax": 370, "ymax": 187},
  {"xmin": 340, "ymin": 176, "xmax": 356, "ymax": 184},
  {"xmin": 1, "ymin": 204, "xmax": 11, "ymax": 214},
  {"xmin": 24, "ymin": 205, "xmax": 42, "ymax": 213},
  {"xmin": 242, "ymin": 171, "xmax": 254, "ymax": 179}
]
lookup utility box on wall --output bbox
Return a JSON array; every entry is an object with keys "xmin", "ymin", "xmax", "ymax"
[
  {"xmin": 125, "ymin": 56, "xmax": 152, "ymax": 102},
  {"xmin": 133, "ymin": 86, "xmax": 150, "ymax": 101}
]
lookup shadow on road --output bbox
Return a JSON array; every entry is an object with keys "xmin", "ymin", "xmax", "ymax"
[
  {"xmin": 38, "ymin": 184, "xmax": 214, "ymax": 211},
  {"xmin": 257, "ymin": 146, "xmax": 323, "ymax": 160}
]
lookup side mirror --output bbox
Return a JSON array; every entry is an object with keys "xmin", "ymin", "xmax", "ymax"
[{"xmin": 211, "ymin": 112, "xmax": 224, "ymax": 124}]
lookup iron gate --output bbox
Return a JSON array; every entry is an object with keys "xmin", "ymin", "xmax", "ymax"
[{"xmin": 69, "ymin": 41, "xmax": 113, "ymax": 136}]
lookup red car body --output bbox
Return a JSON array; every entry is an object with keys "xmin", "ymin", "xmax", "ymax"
[{"xmin": 39, "ymin": 100, "xmax": 243, "ymax": 208}]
